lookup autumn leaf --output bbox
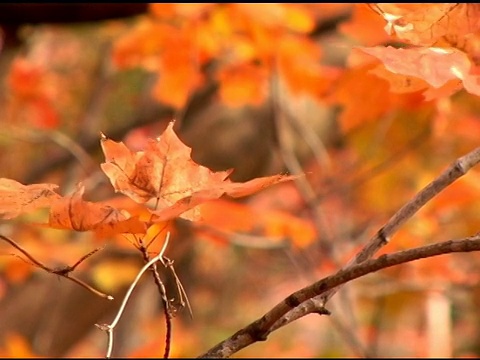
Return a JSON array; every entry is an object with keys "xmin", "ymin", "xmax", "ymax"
[
  {"xmin": 277, "ymin": 35, "xmax": 335, "ymax": 99},
  {"xmin": 153, "ymin": 35, "xmax": 204, "ymax": 108},
  {"xmin": 7, "ymin": 58, "xmax": 60, "ymax": 129},
  {"xmin": 339, "ymin": 4, "xmax": 391, "ymax": 46},
  {"xmin": 0, "ymin": 178, "xmax": 61, "ymax": 219},
  {"xmin": 234, "ymin": 3, "xmax": 315, "ymax": 33},
  {"xmin": 111, "ymin": 3, "xmax": 330, "ymax": 108},
  {"xmin": 150, "ymin": 174, "xmax": 300, "ymax": 222},
  {"xmin": 358, "ymin": 46, "xmax": 480, "ymax": 98},
  {"xmin": 199, "ymin": 199, "xmax": 316, "ymax": 248},
  {"xmin": 101, "ymin": 122, "xmax": 232, "ymax": 204},
  {"xmin": 101, "ymin": 121, "xmax": 300, "ymax": 221},
  {"xmin": 217, "ymin": 62, "xmax": 268, "ymax": 107},
  {"xmin": 0, "ymin": 333, "xmax": 37, "ymax": 358},
  {"xmin": 48, "ymin": 183, "xmax": 146, "ymax": 237},
  {"xmin": 150, "ymin": 3, "xmax": 214, "ymax": 20},
  {"xmin": 373, "ymin": 3, "xmax": 480, "ymax": 47},
  {"xmin": 369, "ymin": 63, "xmax": 430, "ymax": 94},
  {"xmin": 330, "ymin": 62, "xmax": 391, "ymax": 133}
]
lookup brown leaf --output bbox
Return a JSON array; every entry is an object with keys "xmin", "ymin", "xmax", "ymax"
[
  {"xmin": 0, "ymin": 178, "xmax": 60, "ymax": 219},
  {"xmin": 101, "ymin": 121, "xmax": 232, "ymax": 205},
  {"xmin": 101, "ymin": 121, "xmax": 300, "ymax": 221},
  {"xmin": 48, "ymin": 183, "xmax": 146, "ymax": 237},
  {"xmin": 151, "ymin": 174, "xmax": 300, "ymax": 222}
]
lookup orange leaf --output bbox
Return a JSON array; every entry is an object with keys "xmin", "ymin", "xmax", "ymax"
[
  {"xmin": 8, "ymin": 58, "xmax": 43, "ymax": 100},
  {"xmin": 48, "ymin": 183, "xmax": 146, "ymax": 237},
  {"xmin": 152, "ymin": 29, "xmax": 204, "ymax": 108},
  {"xmin": 148, "ymin": 3, "xmax": 176, "ymax": 18},
  {"xmin": 7, "ymin": 58, "xmax": 59, "ymax": 129},
  {"xmin": 331, "ymin": 62, "xmax": 391, "ymax": 133},
  {"xmin": 150, "ymin": 3, "xmax": 214, "ymax": 20},
  {"xmin": 369, "ymin": 64, "xmax": 429, "ymax": 94},
  {"xmin": 339, "ymin": 4, "xmax": 391, "ymax": 46},
  {"xmin": 101, "ymin": 121, "xmax": 300, "ymax": 221},
  {"xmin": 360, "ymin": 46, "xmax": 468, "ymax": 88},
  {"xmin": 153, "ymin": 52, "xmax": 204, "ymax": 108},
  {"xmin": 234, "ymin": 4, "xmax": 315, "ymax": 33},
  {"xmin": 199, "ymin": 199, "xmax": 316, "ymax": 248},
  {"xmin": 217, "ymin": 63, "xmax": 268, "ymax": 107},
  {"xmin": 277, "ymin": 36, "xmax": 336, "ymax": 99},
  {"xmin": 0, "ymin": 178, "xmax": 60, "ymax": 219},
  {"xmin": 0, "ymin": 333, "xmax": 37, "ymax": 358}
]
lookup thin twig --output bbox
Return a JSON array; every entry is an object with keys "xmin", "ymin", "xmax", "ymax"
[
  {"xmin": 164, "ymin": 256, "xmax": 193, "ymax": 319},
  {"xmin": 314, "ymin": 127, "xmax": 429, "ymax": 204},
  {"xmin": 46, "ymin": 130, "xmax": 98, "ymax": 177},
  {"xmin": 328, "ymin": 309, "xmax": 371, "ymax": 357},
  {"xmin": 138, "ymin": 233, "xmax": 173, "ymax": 359},
  {"xmin": 270, "ymin": 62, "xmax": 363, "ymax": 353},
  {"xmin": 0, "ymin": 234, "xmax": 51, "ymax": 272},
  {"xmin": 270, "ymin": 70, "xmax": 337, "ymax": 261},
  {"xmin": 193, "ymin": 222, "xmax": 290, "ymax": 250},
  {"xmin": 59, "ymin": 245, "xmax": 106, "ymax": 273},
  {"xmin": 0, "ymin": 234, "xmax": 112, "ymax": 300},
  {"xmin": 0, "ymin": 125, "xmax": 97, "ymax": 178},
  {"xmin": 96, "ymin": 232, "xmax": 170, "ymax": 359},
  {"xmin": 199, "ymin": 235, "xmax": 480, "ymax": 357}
]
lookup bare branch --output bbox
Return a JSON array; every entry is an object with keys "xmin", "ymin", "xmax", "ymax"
[
  {"xmin": 248, "ymin": 145, "xmax": 480, "ymax": 337},
  {"xmin": 320, "ymin": 145, "xmax": 480, "ymax": 305},
  {"xmin": 199, "ymin": 235, "xmax": 480, "ymax": 357},
  {"xmin": 0, "ymin": 234, "xmax": 51, "ymax": 272}
]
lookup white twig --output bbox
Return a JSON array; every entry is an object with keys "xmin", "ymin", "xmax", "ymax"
[{"xmin": 96, "ymin": 232, "xmax": 170, "ymax": 358}]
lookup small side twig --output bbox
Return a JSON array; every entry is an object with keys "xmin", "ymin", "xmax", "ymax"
[
  {"xmin": 164, "ymin": 255, "xmax": 193, "ymax": 319},
  {"xmin": 0, "ymin": 234, "xmax": 112, "ymax": 300}
]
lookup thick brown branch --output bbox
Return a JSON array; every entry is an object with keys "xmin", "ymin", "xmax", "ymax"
[
  {"xmin": 262, "ymin": 146, "xmax": 480, "ymax": 335},
  {"xmin": 320, "ymin": 146, "xmax": 480, "ymax": 304},
  {"xmin": 199, "ymin": 235, "xmax": 480, "ymax": 358}
]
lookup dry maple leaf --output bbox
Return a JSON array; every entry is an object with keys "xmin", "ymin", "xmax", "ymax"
[
  {"xmin": 150, "ymin": 174, "xmax": 300, "ymax": 222},
  {"xmin": 101, "ymin": 121, "xmax": 300, "ymax": 221},
  {"xmin": 359, "ymin": 46, "xmax": 480, "ymax": 98},
  {"xmin": 372, "ymin": 3, "xmax": 480, "ymax": 47},
  {"xmin": 48, "ymin": 183, "xmax": 146, "ymax": 237},
  {"xmin": 0, "ymin": 178, "xmax": 60, "ymax": 219},
  {"xmin": 101, "ymin": 122, "xmax": 232, "ymax": 205}
]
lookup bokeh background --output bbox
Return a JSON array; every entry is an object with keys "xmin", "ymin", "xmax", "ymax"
[{"xmin": 1, "ymin": 3, "xmax": 480, "ymax": 357}]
